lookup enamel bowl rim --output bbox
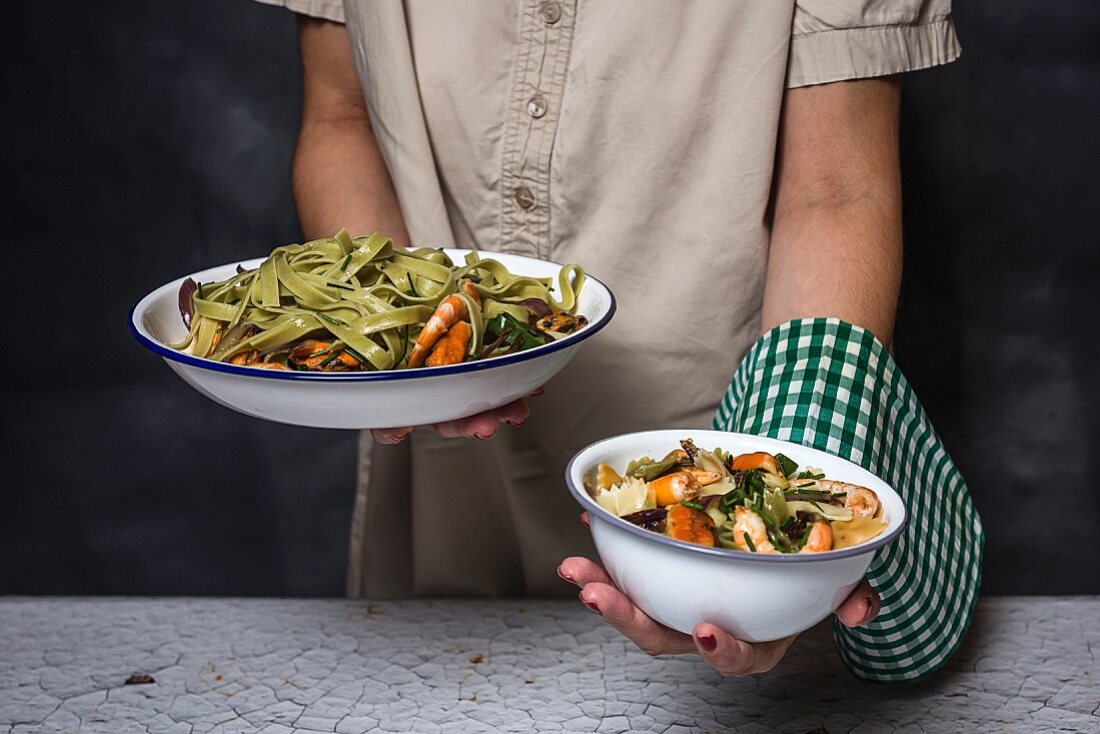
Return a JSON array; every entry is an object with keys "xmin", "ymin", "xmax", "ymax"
[
  {"xmin": 566, "ymin": 429, "xmax": 908, "ymax": 564},
  {"xmin": 129, "ymin": 250, "xmax": 617, "ymax": 381}
]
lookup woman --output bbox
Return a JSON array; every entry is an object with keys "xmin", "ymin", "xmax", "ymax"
[{"xmin": 257, "ymin": 0, "xmax": 981, "ymax": 680}]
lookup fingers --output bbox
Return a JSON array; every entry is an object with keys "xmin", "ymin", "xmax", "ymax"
[
  {"xmin": 490, "ymin": 399, "xmax": 530, "ymax": 428},
  {"xmin": 580, "ymin": 582, "xmax": 697, "ymax": 656},
  {"xmin": 691, "ymin": 623, "xmax": 797, "ymax": 676},
  {"xmin": 836, "ymin": 578, "xmax": 880, "ymax": 628},
  {"xmin": 374, "ymin": 387, "xmax": 543, "ymax": 445},
  {"xmin": 433, "ymin": 409, "xmax": 502, "ymax": 439},
  {"xmin": 560, "ymin": 554, "xmax": 802, "ymax": 675},
  {"xmin": 557, "ymin": 556, "xmax": 612, "ymax": 587},
  {"xmin": 437, "ymin": 388, "xmax": 539, "ymax": 439},
  {"xmin": 434, "ymin": 399, "xmax": 529, "ymax": 439},
  {"xmin": 371, "ymin": 427, "xmax": 412, "ymax": 444},
  {"xmin": 557, "ymin": 558, "xmax": 694, "ymax": 655}
]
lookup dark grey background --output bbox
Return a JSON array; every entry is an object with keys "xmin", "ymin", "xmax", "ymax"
[{"xmin": 1, "ymin": 1, "xmax": 1096, "ymax": 597}]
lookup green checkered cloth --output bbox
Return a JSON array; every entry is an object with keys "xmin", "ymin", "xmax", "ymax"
[{"xmin": 713, "ymin": 318, "xmax": 984, "ymax": 683}]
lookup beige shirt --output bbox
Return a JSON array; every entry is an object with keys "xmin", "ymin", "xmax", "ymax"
[{"xmin": 257, "ymin": 0, "xmax": 959, "ymax": 597}]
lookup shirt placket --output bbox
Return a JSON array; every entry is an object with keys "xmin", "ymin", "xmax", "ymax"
[{"xmin": 499, "ymin": 0, "xmax": 576, "ymax": 260}]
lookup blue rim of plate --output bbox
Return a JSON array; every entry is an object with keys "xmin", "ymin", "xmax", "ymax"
[
  {"xmin": 129, "ymin": 261, "xmax": 616, "ymax": 382},
  {"xmin": 565, "ymin": 430, "xmax": 909, "ymax": 564}
]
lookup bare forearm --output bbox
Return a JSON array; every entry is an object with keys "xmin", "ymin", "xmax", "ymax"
[
  {"xmin": 762, "ymin": 179, "xmax": 902, "ymax": 345},
  {"xmin": 293, "ymin": 118, "xmax": 410, "ymax": 243},
  {"xmin": 761, "ymin": 78, "xmax": 903, "ymax": 347},
  {"xmin": 293, "ymin": 16, "xmax": 409, "ymax": 244}
]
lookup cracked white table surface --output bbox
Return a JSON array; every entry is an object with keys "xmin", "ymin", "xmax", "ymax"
[{"xmin": 0, "ymin": 597, "xmax": 1096, "ymax": 734}]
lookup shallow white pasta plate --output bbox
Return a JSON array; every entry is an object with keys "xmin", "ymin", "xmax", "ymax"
[
  {"xmin": 130, "ymin": 249, "xmax": 615, "ymax": 429},
  {"xmin": 566, "ymin": 430, "xmax": 907, "ymax": 642}
]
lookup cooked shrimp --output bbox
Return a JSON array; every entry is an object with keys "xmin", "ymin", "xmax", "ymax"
[
  {"xmin": 687, "ymin": 469, "xmax": 722, "ymax": 486},
  {"xmin": 843, "ymin": 486, "xmax": 880, "ymax": 518},
  {"xmin": 408, "ymin": 280, "xmax": 480, "ymax": 368},
  {"xmin": 648, "ymin": 471, "xmax": 702, "ymax": 507},
  {"xmin": 790, "ymin": 478, "xmax": 880, "ymax": 518},
  {"xmin": 666, "ymin": 504, "xmax": 716, "ymax": 546},
  {"xmin": 730, "ymin": 451, "xmax": 780, "ymax": 475},
  {"xmin": 799, "ymin": 520, "xmax": 834, "ymax": 553},
  {"xmin": 425, "ymin": 321, "xmax": 472, "ymax": 367},
  {"xmin": 732, "ymin": 507, "xmax": 776, "ymax": 554}
]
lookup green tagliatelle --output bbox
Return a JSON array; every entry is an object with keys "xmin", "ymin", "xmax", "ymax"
[{"xmin": 171, "ymin": 229, "xmax": 586, "ymax": 372}]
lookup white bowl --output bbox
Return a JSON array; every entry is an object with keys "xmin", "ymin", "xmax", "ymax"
[
  {"xmin": 130, "ymin": 250, "xmax": 615, "ymax": 429},
  {"xmin": 566, "ymin": 429, "xmax": 907, "ymax": 642}
]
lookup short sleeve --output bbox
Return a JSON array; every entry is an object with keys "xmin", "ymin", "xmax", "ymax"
[
  {"xmin": 787, "ymin": 1, "xmax": 960, "ymax": 88},
  {"xmin": 253, "ymin": 0, "xmax": 345, "ymax": 24}
]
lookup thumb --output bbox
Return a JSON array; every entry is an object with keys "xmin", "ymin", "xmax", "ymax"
[{"xmin": 836, "ymin": 578, "xmax": 880, "ymax": 627}]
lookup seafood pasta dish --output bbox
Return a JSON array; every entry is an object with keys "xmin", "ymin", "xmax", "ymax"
[
  {"xmin": 585, "ymin": 439, "xmax": 887, "ymax": 554},
  {"xmin": 171, "ymin": 230, "xmax": 587, "ymax": 372}
]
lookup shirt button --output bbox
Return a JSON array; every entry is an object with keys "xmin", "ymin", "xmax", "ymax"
[
  {"xmin": 539, "ymin": 1, "xmax": 562, "ymax": 25},
  {"xmin": 514, "ymin": 186, "xmax": 536, "ymax": 209},
  {"xmin": 526, "ymin": 94, "xmax": 548, "ymax": 119}
]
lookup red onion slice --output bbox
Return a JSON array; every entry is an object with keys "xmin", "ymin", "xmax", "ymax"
[
  {"xmin": 516, "ymin": 298, "xmax": 552, "ymax": 317},
  {"xmin": 178, "ymin": 277, "xmax": 198, "ymax": 329}
]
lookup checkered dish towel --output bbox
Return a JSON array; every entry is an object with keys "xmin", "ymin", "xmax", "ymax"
[{"xmin": 713, "ymin": 318, "xmax": 984, "ymax": 683}]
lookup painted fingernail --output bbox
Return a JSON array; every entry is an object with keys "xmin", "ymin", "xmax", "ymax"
[
  {"xmin": 859, "ymin": 597, "xmax": 874, "ymax": 624},
  {"xmin": 580, "ymin": 595, "xmax": 600, "ymax": 615},
  {"xmin": 557, "ymin": 566, "xmax": 574, "ymax": 584},
  {"xmin": 696, "ymin": 634, "xmax": 717, "ymax": 652},
  {"xmin": 506, "ymin": 419, "xmax": 526, "ymax": 428},
  {"xmin": 474, "ymin": 432, "xmax": 494, "ymax": 440}
]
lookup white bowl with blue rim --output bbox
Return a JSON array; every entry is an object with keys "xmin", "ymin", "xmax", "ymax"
[
  {"xmin": 566, "ymin": 429, "xmax": 907, "ymax": 642},
  {"xmin": 131, "ymin": 250, "xmax": 615, "ymax": 429}
]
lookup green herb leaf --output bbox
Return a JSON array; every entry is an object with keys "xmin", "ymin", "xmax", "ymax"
[
  {"xmin": 486, "ymin": 313, "xmax": 545, "ymax": 351},
  {"xmin": 344, "ymin": 346, "xmax": 367, "ymax": 364},
  {"xmin": 628, "ymin": 456, "xmax": 681, "ymax": 482},
  {"xmin": 396, "ymin": 325, "xmax": 410, "ymax": 366},
  {"xmin": 319, "ymin": 351, "xmax": 343, "ymax": 367},
  {"xmin": 680, "ymin": 500, "xmax": 705, "ymax": 511},
  {"xmin": 719, "ymin": 488, "xmax": 745, "ymax": 511},
  {"xmin": 759, "ymin": 488, "xmax": 789, "ymax": 530},
  {"xmin": 303, "ymin": 344, "xmax": 337, "ymax": 360},
  {"xmin": 775, "ymin": 453, "xmax": 798, "ymax": 477},
  {"xmin": 742, "ymin": 532, "xmax": 757, "ymax": 553},
  {"xmin": 795, "ymin": 522, "xmax": 814, "ymax": 551}
]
